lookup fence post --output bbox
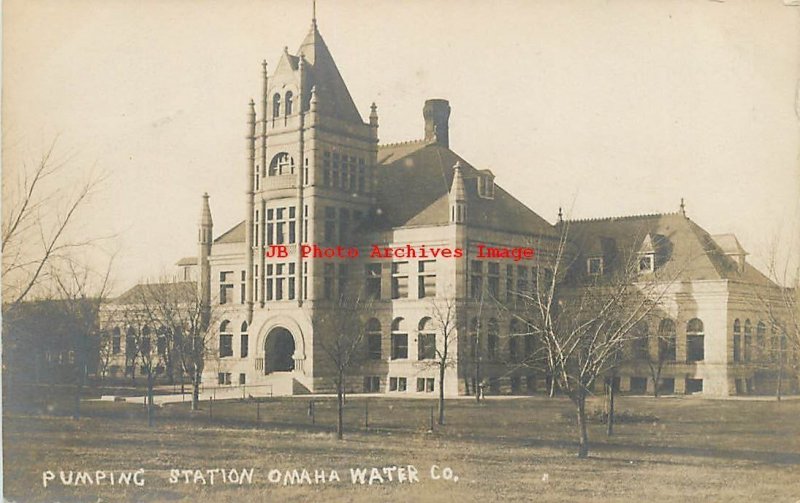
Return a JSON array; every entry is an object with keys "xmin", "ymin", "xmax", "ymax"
[
  {"xmin": 209, "ymin": 396, "xmax": 213, "ymax": 420},
  {"xmin": 256, "ymin": 401, "xmax": 260, "ymax": 423},
  {"xmin": 364, "ymin": 400, "xmax": 369, "ymax": 429},
  {"xmin": 308, "ymin": 400, "xmax": 315, "ymax": 425},
  {"xmin": 429, "ymin": 405, "xmax": 434, "ymax": 432}
]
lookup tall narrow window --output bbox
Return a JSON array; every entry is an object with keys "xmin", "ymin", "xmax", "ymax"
[
  {"xmin": 240, "ymin": 271, "xmax": 246, "ymax": 304},
  {"xmin": 219, "ymin": 271, "xmax": 234, "ymax": 305},
  {"xmin": 756, "ymin": 321, "xmax": 766, "ymax": 361},
  {"xmin": 658, "ymin": 319, "xmax": 676, "ymax": 361},
  {"xmin": 366, "ymin": 319, "xmax": 382, "ymax": 360},
  {"xmin": 686, "ymin": 318, "xmax": 705, "ymax": 362},
  {"xmin": 418, "ymin": 317, "xmax": 436, "ymax": 360},
  {"xmin": 323, "ymin": 263, "xmax": 335, "ymax": 300},
  {"xmin": 470, "ymin": 260, "xmax": 483, "ymax": 299},
  {"xmin": 391, "ymin": 262, "xmax": 409, "ymax": 299},
  {"xmin": 391, "ymin": 318, "xmax": 408, "ymax": 359},
  {"xmin": 324, "ymin": 207, "xmax": 336, "ymax": 243},
  {"xmin": 337, "ymin": 264, "xmax": 349, "ymax": 299},
  {"xmin": 487, "ymin": 319, "xmax": 499, "ymax": 360},
  {"xmin": 112, "ymin": 328, "xmax": 121, "ymax": 354},
  {"xmin": 733, "ymin": 319, "xmax": 741, "ymax": 362},
  {"xmin": 285, "ymin": 91, "xmax": 293, "ymax": 115},
  {"xmin": 240, "ymin": 321, "xmax": 249, "ymax": 358},
  {"xmin": 418, "ymin": 260, "xmax": 436, "ymax": 298},
  {"xmin": 272, "ymin": 93, "xmax": 281, "ymax": 118},
  {"xmin": 487, "ymin": 262, "xmax": 500, "ymax": 298},
  {"xmin": 219, "ymin": 321, "xmax": 233, "ymax": 358},
  {"xmin": 365, "ymin": 263, "xmax": 382, "ymax": 299}
]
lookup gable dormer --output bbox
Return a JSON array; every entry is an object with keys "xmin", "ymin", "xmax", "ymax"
[
  {"xmin": 477, "ymin": 169, "xmax": 495, "ymax": 199},
  {"xmin": 638, "ymin": 233, "xmax": 657, "ymax": 273}
]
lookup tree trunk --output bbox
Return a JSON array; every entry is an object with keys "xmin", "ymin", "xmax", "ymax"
[
  {"xmin": 577, "ymin": 396, "xmax": 589, "ymax": 458},
  {"xmin": 606, "ymin": 379, "xmax": 615, "ymax": 436},
  {"xmin": 438, "ymin": 362, "xmax": 446, "ymax": 425},
  {"xmin": 776, "ymin": 364, "xmax": 783, "ymax": 402},
  {"xmin": 475, "ymin": 358, "xmax": 481, "ymax": 403},
  {"xmin": 336, "ymin": 371, "xmax": 345, "ymax": 440},
  {"xmin": 73, "ymin": 364, "xmax": 84, "ymax": 420},
  {"xmin": 191, "ymin": 369, "xmax": 200, "ymax": 411},
  {"xmin": 548, "ymin": 375, "xmax": 556, "ymax": 398},
  {"xmin": 147, "ymin": 371, "xmax": 154, "ymax": 427}
]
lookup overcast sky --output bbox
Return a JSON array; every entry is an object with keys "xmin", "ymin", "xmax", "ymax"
[{"xmin": 4, "ymin": 0, "xmax": 799, "ymax": 293}]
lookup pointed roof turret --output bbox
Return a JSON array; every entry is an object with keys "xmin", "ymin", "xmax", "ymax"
[
  {"xmin": 449, "ymin": 161, "xmax": 466, "ymax": 201},
  {"xmin": 199, "ymin": 192, "xmax": 213, "ymax": 227}
]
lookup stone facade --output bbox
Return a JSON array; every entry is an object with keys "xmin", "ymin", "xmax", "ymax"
[{"xmin": 104, "ymin": 18, "xmax": 796, "ymax": 398}]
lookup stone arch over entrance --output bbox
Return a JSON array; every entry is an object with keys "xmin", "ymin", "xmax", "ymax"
[
  {"xmin": 255, "ymin": 316, "xmax": 307, "ymax": 375},
  {"xmin": 264, "ymin": 327, "xmax": 295, "ymax": 373}
]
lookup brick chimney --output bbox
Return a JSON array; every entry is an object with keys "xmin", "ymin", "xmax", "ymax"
[{"xmin": 423, "ymin": 99, "xmax": 451, "ymax": 148}]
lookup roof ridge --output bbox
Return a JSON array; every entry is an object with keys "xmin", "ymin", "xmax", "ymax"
[
  {"xmin": 564, "ymin": 211, "xmax": 681, "ymax": 224},
  {"xmin": 378, "ymin": 138, "xmax": 427, "ymax": 149}
]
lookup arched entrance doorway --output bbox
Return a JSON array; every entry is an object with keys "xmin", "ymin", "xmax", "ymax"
[{"xmin": 264, "ymin": 327, "xmax": 295, "ymax": 373}]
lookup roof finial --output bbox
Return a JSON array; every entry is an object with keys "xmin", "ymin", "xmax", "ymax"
[
  {"xmin": 312, "ymin": 0, "xmax": 317, "ymax": 27},
  {"xmin": 558, "ymin": 206, "xmax": 563, "ymax": 223},
  {"xmin": 680, "ymin": 197, "xmax": 686, "ymax": 216}
]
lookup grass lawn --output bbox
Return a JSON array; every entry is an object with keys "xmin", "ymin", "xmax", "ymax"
[{"xmin": 3, "ymin": 394, "xmax": 800, "ymax": 502}]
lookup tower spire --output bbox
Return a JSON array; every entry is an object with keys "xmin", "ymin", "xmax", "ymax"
[{"xmin": 312, "ymin": 0, "xmax": 317, "ymax": 27}]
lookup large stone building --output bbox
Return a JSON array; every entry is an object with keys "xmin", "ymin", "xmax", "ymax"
[{"xmin": 105, "ymin": 16, "xmax": 796, "ymax": 398}]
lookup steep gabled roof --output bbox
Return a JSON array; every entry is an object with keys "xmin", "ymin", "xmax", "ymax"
[
  {"xmin": 295, "ymin": 22, "xmax": 363, "ymax": 124},
  {"xmin": 370, "ymin": 141, "xmax": 558, "ymax": 238},
  {"xmin": 214, "ymin": 221, "xmax": 246, "ymax": 244}
]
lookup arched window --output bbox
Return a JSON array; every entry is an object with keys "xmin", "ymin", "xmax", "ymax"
[
  {"xmin": 632, "ymin": 322, "xmax": 649, "ymax": 360},
  {"xmin": 112, "ymin": 327, "xmax": 121, "ymax": 354},
  {"xmin": 770, "ymin": 323, "xmax": 780, "ymax": 362},
  {"xmin": 686, "ymin": 318, "xmax": 704, "ymax": 362},
  {"xmin": 733, "ymin": 319, "xmax": 741, "ymax": 362},
  {"xmin": 240, "ymin": 321, "xmax": 249, "ymax": 358},
  {"xmin": 657, "ymin": 319, "xmax": 676, "ymax": 361},
  {"xmin": 744, "ymin": 319, "xmax": 752, "ymax": 362},
  {"xmin": 487, "ymin": 318, "xmax": 499, "ymax": 360},
  {"xmin": 366, "ymin": 318, "xmax": 381, "ymax": 360},
  {"xmin": 157, "ymin": 326, "xmax": 168, "ymax": 356},
  {"xmin": 269, "ymin": 152, "xmax": 295, "ymax": 176},
  {"xmin": 219, "ymin": 320, "xmax": 233, "ymax": 358},
  {"xmin": 126, "ymin": 327, "xmax": 137, "ymax": 358},
  {"xmin": 756, "ymin": 321, "xmax": 766, "ymax": 361},
  {"xmin": 285, "ymin": 91, "xmax": 293, "ymax": 116},
  {"xmin": 141, "ymin": 326, "xmax": 152, "ymax": 355},
  {"xmin": 272, "ymin": 93, "xmax": 281, "ymax": 118},
  {"xmin": 391, "ymin": 318, "xmax": 407, "ymax": 360},
  {"xmin": 418, "ymin": 317, "xmax": 436, "ymax": 360}
]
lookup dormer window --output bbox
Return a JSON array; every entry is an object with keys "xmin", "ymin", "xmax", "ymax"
[
  {"xmin": 638, "ymin": 253, "xmax": 655, "ymax": 273},
  {"xmin": 587, "ymin": 257, "xmax": 604, "ymax": 276},
  {"xmin": 477, "ymin": 171, "xmax": 495, "ymax": 199}
]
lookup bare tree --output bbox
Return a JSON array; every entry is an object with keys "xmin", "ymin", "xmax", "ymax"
[
  {"xmin": 2, "ymin": 140, "xmax": 106, "ymax": 306},
  {"xmin": 755, "ymin": 237, "xmax": 800, "ymax": 399},
  {"xmin": 416, "ymin": 296, "xmax": 459, "ymax": 425},
  {"xmin": 113, "ymin": 280, "xmax": 213, "ymax": 415},
  {"xmin": 518, "ymin": 224, "xmax": 676, "ymax": 458},
  {"xmin": 50, "ymin": 255, "xmax": 115, "ymax": 420},
  {"xmin": 313, "ymin": 294, "xmax": 372, "ymax": 440}
]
